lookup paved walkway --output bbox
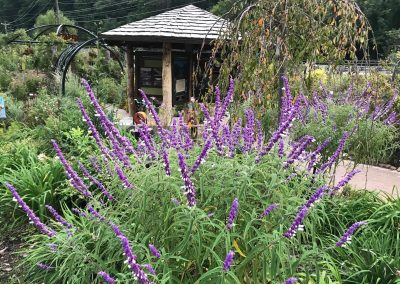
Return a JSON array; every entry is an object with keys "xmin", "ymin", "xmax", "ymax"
[{"xmin": 335, "ymin": 160, "xmax": 400, "ymax": 198}]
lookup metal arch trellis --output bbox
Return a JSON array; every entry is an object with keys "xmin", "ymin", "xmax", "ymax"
[{"xmin": 7, "ymin": 24, "xmax": 124, "ymax": 96}]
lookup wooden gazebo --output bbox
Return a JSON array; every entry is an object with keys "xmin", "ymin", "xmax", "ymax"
[{"xmin": 101, "ymin": 5, "xmax": 226, "ymax": 123}]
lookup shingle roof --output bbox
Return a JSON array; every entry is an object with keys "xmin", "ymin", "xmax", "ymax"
[{"xmin": 101, "ymin": 5, "xmax": 227, "ymax": 44}]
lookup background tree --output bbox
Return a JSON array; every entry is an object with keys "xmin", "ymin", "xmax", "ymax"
[{"xmin": 209, "ymin": 0, "xmax": 371, "ymax": 114}]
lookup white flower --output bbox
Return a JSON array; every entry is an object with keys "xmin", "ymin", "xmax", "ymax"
[{"xmin": 38, "ymin": 153, "xmax": 47, "ymax": 161}]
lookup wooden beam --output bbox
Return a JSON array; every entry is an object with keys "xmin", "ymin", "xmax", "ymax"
[
  {"xmin": 126, "ymin": 44, "xmax": 136, "ymax": 116},
  {"xmin": 162, "ymin": 42, "xmax": 172, "ymax": 125}
]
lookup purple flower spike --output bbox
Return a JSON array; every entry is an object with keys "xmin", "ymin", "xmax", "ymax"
[
  {"xmin": 191, "ymin": 139, "xmax": 213, "ymax": 174},
  {"xmin": 229, "ymin": 119, "xmax": 242, "ymax": 157},
  {"xmin": 98, "ymin": 271, "xmax": 116, "ymax": 284},
  {"xmin": 139, "ymin": 89, "xmax": 168, "ymax": 146},
  {"xmin": 5, "ymin": 182, "xmax": 56, "ymax": 237},
  {"xmin": 258, "ymin": 203, "xmax": 279, "ymax": 219},
  {"xmin": 45, "ymin": 205, "xmax": 73, "ymax": 230},
  {"xmin": 52, "ymin": 140, "xmax": 92, "ymax": 198},
  {"xmin": 78, "ymin": 162, "xmax": 114, "ymax": 201},
  {"xmin": 284, "ymin": 277, "xmax": 298, "ymax": 284},
  {"xmin": 243, "ymin": 109, "xmax": 255, "ymax": 153},
  {"xmin": 177, "ymin": 153, "xmax": 197, "ymax": 207},
  {"xmin": 284, "ymin": 186, "xmax": 329, "ymax": 238},
  {"xmin": 37, "ymin": 263, "xmax": 54, "ymax": 270},
  {"xmin": 330, "ymin": 169, "xmax": 361, "ymax": 195},
  {"xmin": 227, "ymin": 198, "xmax": 239, "ymax": 230},
  {"xmin": 87, "ymin": 204, "xmax": 107, "ymax": 222},
  {"xmin": 223, "ymin": 250, "xmax": 234, "ymax": 272},
  {"xmin": 336, "ymin": 221, "xmax": 367, "ymax": 247},
  {"xmin": 316, "ymin": 132, "xmax": 348, "ymax": 174},
  {"xmin": 307, "ymin": 138, "xmax": 331, "ymax": 171},
  {"xmin": 109, "ymin": 223, "xmax": 150, "ymax": 284},
  {"xmin": 283, "ymin": 206, "xmax": 309, "ymax": 239},
  {"xmin": 149, "ymin": 244, "xmax": 161, "ymax": 258},
  {"xmin": 81, "ymin": 79, "xmax": 136, "ymax": 158},
  {"xmin": 115, "ymin": 165, "xmax": 134, "ymax": 189},
  {"xmin": 142, "ymin": 264, "xmax": 156, "ymax": 275},
  {"xmin": 161, "ymin": 148, "xmax": 171, "ymax": 176}
]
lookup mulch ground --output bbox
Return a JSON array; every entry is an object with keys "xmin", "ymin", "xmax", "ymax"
[{"xmin": 0, "ymin": 222, "xmax": 30, "ymax": 283}]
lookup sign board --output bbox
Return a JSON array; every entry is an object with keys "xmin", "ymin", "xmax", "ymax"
[{"xmin": 0, "ymin": 96, "xmax": 5, "ymax": 118}]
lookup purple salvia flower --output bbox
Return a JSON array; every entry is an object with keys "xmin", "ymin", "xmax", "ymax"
[
  {"xmin": 284, "ymin": 277, "xmax": 298, "ymax": 284},
  {"xmin": 142, "ymin": 264, "xmax": 155, "ymax": 275},
  {"xmin": 169, "ymin": 118, "xmax": 180, "ymax": 149},
  {"xmin": 223, "ymin": 250, "xmax": 234, "ymax": 272},
  {"xmin": 115, "ymin": 165, "xmax": 134, "ymax": 189},
  {"xmin": 52, "ymin": 140, "xmax": 92, "ymax": 198},
  {"xmin": 89, "ymin": 156, "xmax": 103, "ymax": 174},
  {"xmin": 76, "ymin": 98, "xmax": 113, "ymax": 161},
  {"xmin": 336, "ymin": 221, "xmax": 367, "ymax": 247},
  {"xmin": 87, "ymin": 204, "xmax": 107, "ymax": 222},
  {"xmin": 78, "ymin": 162, "xmax": 114, "ymax": 201},
  {"xmin": 161, "ymin": 148, "xmax": 171, "ymax": 176},
  {"xmin": 200, "ymin": 103, "xmax": 212, "ymax": 122},
  {"xmin": 72, "ymin": 207, "xmax": 87, "ymax": 217},
  {"xmin": 307, "ymin": 138, "xmax": 331, "ymax": 171},
  {"xmin": 304, "ymin": 185, "xmax": 329, "ymax": 208},
  {"xmin": 243, "ymin": 109, "xmax": 255, "ymax": 153},
  {"xmin": 191, "ymin": 139, "xmax": 213, "ymax": 174},
  {"xmin": 98, "ymin": 271, "xmax": 116, "ymax": 284},
  {"xmin": 82, "ymin": 79, "xmax": 135, "ymax": 154},
  {"xmin": 109, "ymin": 223, "xmax": 150, "ymax": 284},
  {"xmin": 229, "ymin": 119, "xmax": 242, "ymax": 157},
  {"xmin": 257, "ymin": 98, "xmax": 300, "ymax": 162},
  {"xmin": 178, "ymin": 113, "xmax": 194, "ymax": 151},
  {"xmin": 227, "ymin": 198, "xmax": 239, "ymax": 230},
  {"xmin": 81, "ymin": 82, "xmax": 134, "ymax": 168},
  {"xmin": 5, "ymin": 182, "xmax": 55, "ymax": 237},
  {"xmin": 221, "ymin": 124, "xmax": 231, "ymax": 147},
  {"xmin": 384, "ymin": 111, "xmax": 398, "ymax": 125},
  {"xmin": 278, "ymin": 138, "xmax": 285, "ymax": 158},
  {"xmin": 284, "ymin": 136, "xmax": 315, "ymax": 168},
  {"xmin": 216, "ymin": 77, "xmax": 234, "ymax": 122},
  {"xmin": 177, "ymin": 153, "xmax": 196, "ymax": 207},
  {"xmin": 258, "ymin": 203, "xmax": 279, "ymax": 219},
  {"xmin": 202, "ymin": 119, "xmax": 211, "ymax": 141},
  {"xmin": 374, "ymin": 91, "xmax": 398, "ymax": 120},
  {"xmin": 37, "ymin": 263, "xmax": 54, "ymax": 270},
  {"xmin": 149, "ymin": 244, "xmax": 161, "ymax": 258},
  {"xmin": 138, "ymin": 124, "xmax": 157, "ymax": 160},
  {"xmin": 46, "ymin": 243, "xmax": 58, "ymax": 253},
  {"xmin": 45, "ymin": 205, "xmax": 73, "ymax": 230},
  {"xmin": 283, "ymin": 205, "xmax": 308, "ymax": 238},
  {"xmin": 330, "ymin": 169, "xmax": 361, "ymax": 195},
  {"xmin": 316, "ymin": 131, "xmax": 348, "ymax": 174},
  {"xmin": 284, "ymin": 186, "xmax": 329, "ymax": 238},
  {"xmin": 139, "ymin": 89, "xmax": 168, "ymax": 146}
]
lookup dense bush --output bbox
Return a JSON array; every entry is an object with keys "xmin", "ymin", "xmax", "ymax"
[
  {"xmin": 292, "ymin": 82, "xmax": 399, "ymax": 166},
  {"xmin": 2, "ymin": 79, "xmax": 399, "ymax": 283}
]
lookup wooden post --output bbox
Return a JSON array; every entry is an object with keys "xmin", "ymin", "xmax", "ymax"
[
  {"xmin": 162, "ymin": 42, "xmax": 173, "ymax": 125},
  {"xmin": 126, "ymin": 44, "xmax": 136, "ymax": 116}
]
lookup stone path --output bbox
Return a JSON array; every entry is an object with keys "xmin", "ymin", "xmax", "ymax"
[{"xmin": 335, "ymin": 160, "xmax": 400, "ymax": 198}]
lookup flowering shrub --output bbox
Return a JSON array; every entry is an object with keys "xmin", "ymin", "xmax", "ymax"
[
  {"xmin": 3, "ymin": 78, "xmax": 399, "ymax": 283},
  {"xmin": 292, "ymin": 82, "xmax": 399, "ymax": 166}
]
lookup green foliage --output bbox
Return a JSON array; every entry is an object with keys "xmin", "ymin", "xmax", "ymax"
[{"xmin": 35, "ymin": 9, "xmax": 75, "ymax": 26}]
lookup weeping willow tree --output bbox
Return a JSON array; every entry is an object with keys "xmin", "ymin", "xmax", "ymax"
[{"xmin": 208, "ymin": 0, "xmax": 373, "ymax": 112}]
